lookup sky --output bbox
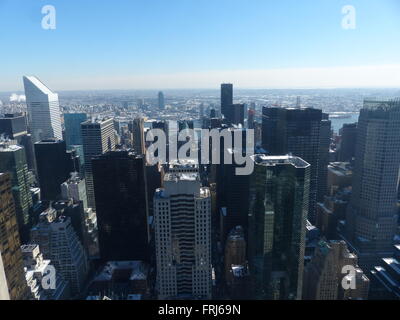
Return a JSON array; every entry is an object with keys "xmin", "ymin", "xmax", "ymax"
[{"xmin": 1, "ymin": 0, "xmax": 400, "ymax": 91}]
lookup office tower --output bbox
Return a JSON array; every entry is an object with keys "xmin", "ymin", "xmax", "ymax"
[
  {"xmin": 51, "ymin": 199, "xmax": 86, "ymax": 246},
  {"xmin": 215, "ymin": 128, "xmax": 250, "ymax": 241},
  {"xmin": 158, "ymin": 91, "xmax": 165, "ymax": 110},
  {"xmin": 0, "ymin": 173, "xmax": 29, "ymax": 300},
  {"xmin": 154, "ymin": 171, "xmax": 212, "ymax": 299},
  {"xmin": 81, "ymin": 118, "xmax": 116, "ymax": 209},
  {"xmin": 345, "ymin": 100, "xmax": 400, "ymax": 270},
  {"xmin": 0, "ymin": 141, "xmax": 33, "ymax": 242},
  {"xmin": 92, "ymin": 150, "xmax": 149, "ymax": 261},
  {"xmin": 21, "ymin": 244, "xmax": 70, "ymax": 300},
  {"xmin": 34, "ymin": 139, "xmax": 72, "ymax": 200},
  {"xmin": 64, "ymin": 113, "xmax": 87, "ymax": 148},
  {"xmin": 303, "ymin": 240, "xmax": 369, "ymax": 300},
  {"xmin": 0, "ymin": 113, "xmax": 28, "ymax": 141},
  {"xmin": 221, "ymin": 83, "xmax": 233, "ymax": 118},
  {"xmin": 338, "ymin": 123, "xmax": 357, "ymax": 162},
  {"xmin": 262, "ymin": 107, "xmax": 322, "ymax": 223},
  {"xmin": 30, "ymin": 207, "xmax": 88, "ymax": 295},
  {"xmin": 23, "ymin": 76, "xmax": 62, "ymax": 143},
  {"xmin": 61, "ymin": 172, "xmax": 88, "ymax": 209},
  {"xmin": 248, "ymin": 154, "xmax": 310, "ymax": 300},
  {"xmin": 129, "ymin": 118, "xmax": 145, "ymax": 155},
  {"xmin": 225, "ymin": 104, "xmax": 245, "ymax": 126},
  {"xmin": 317, "ymin": 115, "xmax": 331, "ymax": 202}
]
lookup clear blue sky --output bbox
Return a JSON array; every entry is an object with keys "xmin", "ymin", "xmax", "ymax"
[{"xmin": 1, "ymin": 0, "xmax": 400, "ymax": 90}]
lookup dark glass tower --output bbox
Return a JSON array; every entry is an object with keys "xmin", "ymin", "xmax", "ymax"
[
  {"xmin": 92, "ymin": 150, "xmax": 149, "ymax": 261},
  {"xmin": 0, "ymin": 142, "xmax": 33, "ymax": 242},
  {"xmin": 248, "ymin": 154, "xmax": 310, "ymax": 300},
  {"xmin": 34, "ymin": 139, "xmax": 72, "ymax": 200},
  {"xmin": 262, "ymin": 107, "xmax": 322, "ymax": 222},
  {"xmin": 221, "ymin": 83, "xmax": 233, "ymax": 119}
]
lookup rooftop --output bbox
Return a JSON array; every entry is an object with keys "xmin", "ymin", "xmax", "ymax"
[{"xmin": 252, "ymin": 154, "xmax": 310, "ymax": 169}]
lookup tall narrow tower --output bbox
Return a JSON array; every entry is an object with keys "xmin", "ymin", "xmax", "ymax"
[{"xmin": 23, "ymin": 76, "xmax": 62, "ymax": 143}]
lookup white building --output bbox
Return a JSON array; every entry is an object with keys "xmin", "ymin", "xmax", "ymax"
[
  {"xmin": 30, "ymin": 208, "xmax": 88, "ymax": 296},
  {"xmin": 21, "ymin": 244, "xmax": 70, "ymax": 300},
  {"xmin": 23, "ymin": 76, "xmax": 62, "ymax": 143},
  {"xmin": 61, "ymin": 172, "xmax": 88, "ymax": 209},
  {"xmin": 154, "ymin": 171, "xmax": 212, "ymax": 299}
]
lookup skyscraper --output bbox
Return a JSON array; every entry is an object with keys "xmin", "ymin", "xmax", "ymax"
[
  {"xmin": 345, "ymin": 99, "xmax": 400, "ymax": 270},
  {"xmin": 128, "ymin": 117, "xmax": 145, "ymax": 155},
  {"xmin": 154, "ymin": 171, "xmax": 212, "ymax": 299},
  {"xmin": 34, "ymin": 139, "xmax": 72, "ymax": 201},
  {"xmin": 64, "ymin": 113, "xmax": 87, "ymax": 148},
  {"xmin": 221, "ymin": 83, "xmax": 233, "ymax": 119},
  {"xmin": 262, "ymin": 107, "xmax": 322, "ymax": 222},
  {"xmin": 81, "ymin": 118, "xmax": 116, "ymax": 209},
  {"xmin": 92, "ymin": 150, "xmax": 150, "ymax": 261},
  {"xmin": 248, "ymin": 154, "xmax": 310, "ymax": 300},
  {"xmin": 158, "ymin": 91, "xmax": 165, "ymax": 110},
  {"xmin": 0, "ymin": 141, "xmax": 33, "ymax": 242},
  {"xmin": 30, "ymin": 207, "xmax": 88, "ymax": 296},
  {"xmin": 23, "ymin": 76, "xmax": 62, "ymax": 143},
  {"xmin": 0, "ymin": 172, "xmax": 29, "ymax": 300}
]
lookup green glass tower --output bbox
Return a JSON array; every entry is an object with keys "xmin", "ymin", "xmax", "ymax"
[
  {"xmin": 0, "ymin": 142, "xmax": 33, "ymax": 242},
  {"xmin": 248, "ymin": 154, "xmax": 310, "ymax": 300}
]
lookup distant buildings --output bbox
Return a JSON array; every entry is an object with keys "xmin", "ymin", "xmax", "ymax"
[
  {"xmin": 345, "ymin": 99, "xmax": 400, "ymax": 270},
  {"xmin": 154, "ymin": 171, "xmax": 212, "ymax": 299},
  {"xmin": 158, "ymin": 91, "xmax": 165, "ymax": 110},
  {"xmin": 0, "ymin": 172, "xmax": 29, "ymax": 300},
  {"xmin": 92, "ymin": 150, "xmax": 150, "ymax": 262},
  {"xmin": 248, "ymin": 154, "xmax": 310, "ymax": 300},
  {"xmin": 81, "ymin": 118, "xmax": 116, "ymax": 209},
  {"xmin": 23, "ymin": 76, "xmax": 62, "ymax": 143}
]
